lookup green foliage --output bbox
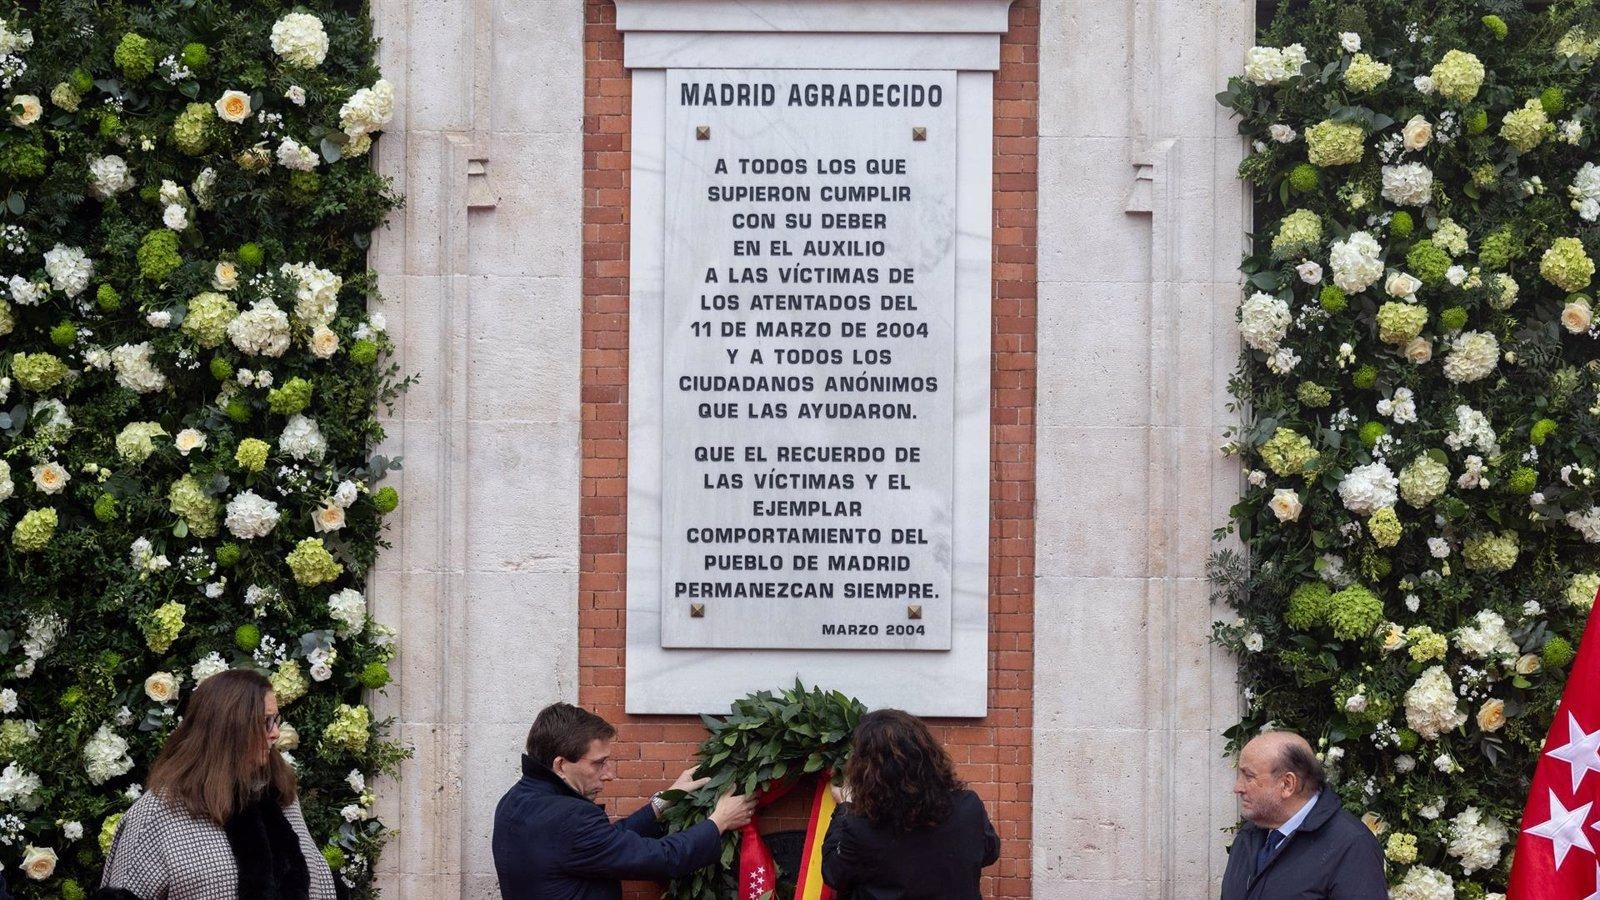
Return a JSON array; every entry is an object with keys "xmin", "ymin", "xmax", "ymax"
[
  {"xmin": 0, "ymin": 3, "xmax": 404, "ymax": 895},
  {"xmin": 662, "ymin": 682, "xmax": 866, "ymax": 900}
]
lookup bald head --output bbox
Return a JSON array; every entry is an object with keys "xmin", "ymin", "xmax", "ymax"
[{"xmin": 1234, "ymin": 731, "xmax": 1326, "ymax": 829}]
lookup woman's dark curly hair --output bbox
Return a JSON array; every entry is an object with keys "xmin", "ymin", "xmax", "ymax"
[{"xmin": 844, "ymin": 709, "xmax": 964, "ymax": 830}]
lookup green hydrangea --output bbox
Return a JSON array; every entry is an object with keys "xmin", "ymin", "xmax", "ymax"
[
  {"xmin": 1399, "ymin": 456, "xmax": 1450, "ymax": 507},
  {"xmin": 1432, "ymin": 219, "xmax": 1468, "ymax": 256},
  {"xmin": 115, "ymin": 421, "xmax": 168, "ymax": 463},
  {"xmin": 1386, "ymin": 832, "xmax": 1419, "ymax": 864},
  {"xmin": 1541, "ymin": 86, "xmax": 1567, "ymax": 115},
  {"xmin": 1407, "ymin": 625, "xmax": 1448, "ymax": 662},
  {"xmin": 1501, "ymin": 99, "xmax": 1552, "ymax": 152},
  {"xmin": 1377, "ymin": 302, "xmax": 1429, "ymax": 345},
  {"xmin": 1260, "ymin": 427, "xmax": 1318, "ymax": 477},
  {"xmin": 138, "ymin": 230, "xmax": 182, "ymax": 282},
  {"xmin": 182, "ymin": 292, "xmax": 239, "ymax": 349},
  {"xmin": 267, "ymin": 377, "xmax": 313, "ymax": 415},
  {"xmin": 323, "ymin": 845, "xmax": 347, "ymax": 870},
  {"xmin": 1305, "ymin": 120, "xmax": 1365, "ymax": 167},
  {"xmin": 1489, "ymin": 273, "xmax": 1520, "ymax": 310},
  {"xmin": 180, "ymin": 41, "xmax": 209, "ymax": 70},
  {"xmin": 93, "ymin": 493, "xmax": 117, "ymax": 522},
  {"xmin": 1285, "ymin": 582, "xmax": 1331, "ymax": 631},
  {"xmin": 1477, "ymin": 228, "xmax": 1520, "ymax": 270},
  {"xmin": 321, "ymin": 703, "xmax": 371, "ymax": 755},
  {"xmin": 1482, "ymin": 15, "xmax": 1508, "ymax": 40},
  {"xmin": 1406, "ymin": 240, "xmax": 1452, "ymax": 286},
  {"xmin": 1389, "ymin": 211, "xmax": 1413, "ymax": 239},
  {"xmin": 1296, "ymin": 382, "xmax": 1331, "ymax": 408},
  {"xmin": 235, "ymin": 437, "xmax": 270, "ymax": 472},
  {"xmin": 1545, "ymin": 636, "xmax": 1577, "ymax": 669},
  {"xmin": 1507, "ymin": 467, "xmax": 1537, "ymax": 495},
  {"xmin": 359, "ymin": 662, "xmax": 390, "ymax": 689},
  {"xmin": 1470, "ymin": 162, "xmax": 1497, "ymax": 187},
  {"xmin": 113, "ymin": 33, "xmax": 155, "ymax": 80},
  {"xmin": 235, "ymin": 624, "xmax": 262, "ymax": 651},
  {"xmin": 168, "ymin": 475, "xmax": 221, "ymax": 537},
  {"xmin": 373, "ymin": 485, "xmax": 399, "ymax": 514},
  {"xmin": 1288, "ymin": 163, "xmax": 1319, "ymax": 193},
  {"xmin": 0, "ymin": 719, "xmax": 38, "ymax": 758},
  {"xmin": 216, "ymin": 542, "xmax": 242, "ymax": 567},
  {"xmin": 287, "ymin": 537, "xmax": 344, "ymax": 586},
  {"xmin": 1438, "ymin": 307, "xmax": 1468, "ymax": 332},
  {"xmin": 49, "ymin": 321, "xmax": 76, "ymax": 347},
  {"xmin": 1463, "ymin": 530, "xmax": 1520, "ymax": 573},
  {"xmin": 1351, "ymin": 365, "xmax": 1377, "ymax": 389},
  {"xmin": 11, "ymin": 352, "xmax": 68, "ymax": 391},
  {"xmin": 1327, "ymin": 586, "xmax": 1384, "ymax": 640},
  {"xmin": 224, "ymin": 398, "xmax": 252, "ymax": 423},
  {"xmin": 1271, "ymin": 209, "xmax": 1322, "ymax": 258},
  {"xmin": 1318, "ymin": 285, "xmax": 1347, "ymax": 313},
  {"xmin": 351, "ymin": 339, "xmax": 379, "ymax": 365},
  {"xmin": 1542, "ymin": 238, "xmax": 1595, "ymax": 292},
  {"xmin": 1558, "ymin": 26, "xmax": 1600, "ymax": 62},
  {"xmin": 13, "ymin": 508, "xmax": 57, "ymax": 552},
  {"xmin": 172, "ymin": 102, "xmax": 214, "ymax": 156},
  {"xmin": 0, "ymin": 141, "xmax": 45, "ymax": 179},
  {"xmin": 1431, "ymin": 49, "xmax": 1486, "ymax": 103},
  {"xmin": 271, "ymin": 660, "xmax": 309, "ymax": 704},
  {"xmin": 0, "ymin": 299, "xmax": 12, "ymax": 338},
  {"xmin": 287, "ymin": 171, "xmax": 321, "ymax": 206},
  {"xmin": 1366, "ymin": 507, "xmax": 1402, "ymax": 547},
  {"xmin": 142, "ymin": 601, "xmax": 187, "ymax": 654},
  {"xmin": 1359, "ymin": 421, "xmax": 1387, "ymax": 448},
  {"xmin": 238, "ymin": 242, "xmax": 265, "ymax": 267},
  {"xmin": 210, "ymin": 356, "xmax": 234, "ymax": 380},
  {"xmin": 1568, "ymin": 573, "xmax": 1600, "ymax": 609},
  {"xmin": 50, "ymin": 82, "xmax": 79, "ymax": 112},
  {"xmin": 97, "ymin": 283, "xmax": 121, "ymax": 311},
  {"xmin": 1343, "ymin": 53, "xmax": 1392, "ymax": 92},
  {"xmin": 97, "ymin": 813, "xmax": 123, "ymax": 855}
]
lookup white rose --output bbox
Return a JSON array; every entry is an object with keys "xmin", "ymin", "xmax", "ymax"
[
  {"xmin": 213, "ymin": 261, "xmax": 239, "ymax": 291},
  {"xmin": 9, "ymin": 94, "xmax": 41, "ymax": 127},
  {"xmin": 1295, "ymin": 261, "xmax": 1323, "ymax": 284},
  {"xmin": 312, "ymin": 503, "xmax": 346, "ymax": 533},
  {"xmin": 1340, "ymin": 32, "xmax": 1361, "ymax": 52},
  {"xmin": 310, "ymin": 324, "xmax": 340, "ymax": 359},
  {"xmin": 333, "ymin": 480, "xmax": 360, "ymax": 508},
  {"xmin": 163, "ymin": 204, "xmax": 189, "ymax": 231},
  {"xmin": 214, "ymin": 89, "xmax": 252, "ymax": 124},
  {"xmin": 1269, "ymin": 124, "xmax": 1297, "ymax": 143},
  {"xmin": 275, "ymin": 138, "xmax": 320, "ymax": 172},
  {"xmin": 1414, "ymin": 74, "xmax": 1436, "ymax": 94},
  {"xmin": 1563, "ymin": 298, "xmax": 1593, "ymax": 334},
  {"xmin": 1385, "ymin": 271, "xmax": 1422, "ymax": 300},
  {"xmin": 1405, "ymin": 337, "xmax": 1434, "ymax": 364},
  {"xmin": 1268, "ymin": 488, "xmax": 1302, "ymax": 522},
  {"xmin": 61, "ymin": 821, "xmax": 82, "ymax": 841},
  {"xmin": 1243, "ymin": 632, "xmax": 1264, "ymax": 652},
  {"xmin": 1402, "ymin": 115, "xmax": 1433, "ymax": 151},
  {"xmin": 175, "ymin": 428, "xmax": 206, "ymax": 456},
  {"xmin": 21, "ymin": 844, "xmax": 57, "ymax": 880},
  {"xmin": 144, "ymin": 672, "xmax": 180, "ymax": 704},
  {"xmin": 285, "ymin": 85, "xmax": 307, "ymax": 106},
  {"xmin": 276, "ymin": 722, "xmax": 301, "ymax": 750}
]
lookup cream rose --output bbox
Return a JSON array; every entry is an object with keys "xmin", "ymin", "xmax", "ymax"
[
  {"xmin": 310, "ymin": 325, "xmax": 340, "ymax": 359},
  {"xmin": 1361, "ymin": 811, "xmax": 1386, "ymax": 835},
  {"xmin": 1515, "ymin": 653, "xmax": 1543, "ymax": 675},
  {"xmin": 175, "ymin": 428, "xmax": 207, "ymax": 456},
  {"xmin": 1563, "ymin": 298, "xmax": 1593, "ymax": 334},
  {"xmin": 213, "ymin": 261, "xmax": 239, "ymax": 291},
  {"xmin": 1385, "ymin": 271, "xmax": 1422, "ymax": 301},
  {"xmin": 1405, "ymin": 337, "xmax": 1434, "ymax": 364},
  {"xmin": 1402, "ymin": 115, "xmax": 1433, "ymax": 151},
  {"xmin": 10, "ymin": 94, "xmax": 41, "ymax": 127},
  {"xmin": 144, "ymin": 672, "xmax": 180, "ymax": 704},
  {"xmin": 21, "ymin": 844, "xmax": 57, "ymax": 880},
  {"xmin": 276, "ymin": 722, "xmax": 300, "ymax": 750},
  {"xmin": 214, "ymin": 90, "xmax": 252, "ymax": 124},
  {"xmin": 1476, "ymin": 698, "xmax": 1506, "ymax": 732},
  {"xmin": 31, "ymin": 462, "xmax": 68, "ymax": 494},
  {"xmin": 1269, "ymin": 488, "xmax": 1303, "ymax": 522},
  {"xmin": 312, "ymin": 504, "xmax": 346, "ymax": 533}
]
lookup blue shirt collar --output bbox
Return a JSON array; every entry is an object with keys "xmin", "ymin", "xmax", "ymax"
[{"xmin": 1274, "ymin": 790, "xmax": 1320, "ymax": 839}]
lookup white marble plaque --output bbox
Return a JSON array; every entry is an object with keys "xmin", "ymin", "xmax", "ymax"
[{"xmin": 660, "ymin": 69, "xmax": 957, "ymax": 650}]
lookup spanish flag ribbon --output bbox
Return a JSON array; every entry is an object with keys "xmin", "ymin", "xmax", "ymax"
[
  {"xmin": 736, "ymin": 774, "xmax": 838, "ymax": 900},
  {"xmin": 794, "ymin": 773, "xmax": 838, "ymax": 900}
]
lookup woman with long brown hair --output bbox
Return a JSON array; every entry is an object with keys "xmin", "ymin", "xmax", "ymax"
[
  {"xmin": 821, "ymin": 708, "xmax": 1000, "ymax": 898},
  {"xmin": 97, "ymin": 669, "xmax": 338, "ymax": 900}
]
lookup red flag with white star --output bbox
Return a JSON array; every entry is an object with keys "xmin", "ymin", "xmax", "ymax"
[{"xmin": 1509, "ymin": 587, "xmax": 1600, "ymax": 899}]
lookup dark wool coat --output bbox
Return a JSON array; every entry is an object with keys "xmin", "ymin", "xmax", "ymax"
[
  {"xmin": 1220, "ymin": 791, "xmax": 1388, "ymax": 900},
  {"xmin": 491, "ymin": 755, "xmax": 721, "ymax": 900},
  {"xmin": 0, "ymin": 871, "xmax": 10, "ymax": 900},
  {"xmin": 820, "ymin": 789, "xmax": 1000, "ymax": 900}
]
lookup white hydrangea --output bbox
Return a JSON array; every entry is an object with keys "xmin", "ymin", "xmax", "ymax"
[
  {"xmin": 1338, "ymin": 462, "xmax": 1398, "ymax": 514},
  {"xmin": 328, "ymin": 588, "xmax": 367, "ymax": 636},
  {"xmin": 281, "ymin": 262, "xmax": 342, "ymax": 328},
  {"xmin": 111, "ymin": 342, "xmax": 168, "ymax": 393},
  {"xmin": 1239, "ymin": 292, "xmax": 1292, "ymax": 352},
  {"xmin": 1442, "ymin": 331, "xmax": 1499, "ymax": 384},
  {"xmin": 42, "ymin": 244, "xmax": 92, "ymax": 297},
  {"xmin": 1376, "ymin": 387, "xmax": 1417, "ymax": 424},
  {"xmin": 1446, "ymin": 807, "xmax": 1508, "ymax": 874},
  {"xmin": 82, "ymin": 724, "xmax": 134, "ymax": 785},
  {"xmin": 228, "ymin": 299, "xmax": 292, "ymax": 357},
  {"xmin": 7, "ymin": 275, "xmax": 45, "ymax": 306},
  {"xmin": 0, "ymin": 687, "xmax": 15, "ymax": 713},
  {"xmin": 191, "ymin": 652, "xmax": 229, "ymax": 684},
  {"xmin": 333, "ymin": 481, "xmax": 360, "ymax": 508},
  {"xmin": 1454, "ymin": 610, "xmax": 1518, "ymax": 660},
  {"xmin": 270, "ymin": 12, "xmax": 330, "ymax": 68},
  {"xmin": 162, "ymin": 204, "xmax": 188, "ymax": 231},
  {"xmin": 276, "ymin": 137, "xmax": 320, "ymax": 171},
  {"xmin": 1567, "ymin": 507, "xmax": 1600, "ymax": 543},
  {"xmin": 88, "ymin": 155, "xmax": 134, "ymax": 198},
  {"xmin": 0, "ymin": 458, "xmax": 12, "ymax": 502},
  {"xmin": 1444, "ymin": 405, "xmax": 1498, "ymax": 456},
  {"xmin": 0, "ymin": 762, "xmax": 42, "ymax": 810},
  {"xmin": 1432, "ymin": 219, "xmax": 1469, "ymax": 256},
  {"xmin": 1572, "ymin": 162, "xmax": 1600, "ymax": 222},
  {"xmin": 225, "ymin": 490, "xmax": 281, "ymax": 540},
  {"xmin": 280, "ymin": 413, "xmax": 327, "ymax": 461},
  {"xmin": 0, "ymin": 23, "xmax": 33, "ymax": 56},
  {"xmin": 339, "ymin": 79, "xmax": 394, "ymax": 138},
  {"xmin": 1329, "ymin": 231, "xmax": 1384, "ymax": 293},
  {"xmin": 1243, "ymin": 44, "xmax": 1308, "ymax": 85},
  {"xmin": 1404, "ymin": 666, "xmax": 1467, "ymax": 740},
  {"xmin": 1381, "ymin": 162, "xmax": 1434, "ymax": 206}
]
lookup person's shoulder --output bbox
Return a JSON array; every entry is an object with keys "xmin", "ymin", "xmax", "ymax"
[{"xmin": 1323, "ymin": 806, "xmax": 1381, "ymax": 847}]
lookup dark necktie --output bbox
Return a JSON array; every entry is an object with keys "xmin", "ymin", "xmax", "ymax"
[{"xmin": 1255, "ymin": 829, "xmax": 1285, "ymax": 876}]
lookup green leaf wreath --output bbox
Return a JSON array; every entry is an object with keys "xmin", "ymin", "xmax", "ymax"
[
  {"xmin": 1216, "ymin": 1, "xmax": 1600, "ymax": 896},
  {"xmin": 661, "ymin": 682, "xmax": 866, "ymax": 900},
  {"xmin": 0, "ymin": 1, "xmax": 406, "ymax": 896}
]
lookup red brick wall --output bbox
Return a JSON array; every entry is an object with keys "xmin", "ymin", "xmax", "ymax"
[{"xmin": 580, "ymin": 2, "xmax": 1038, "ymax": 895}]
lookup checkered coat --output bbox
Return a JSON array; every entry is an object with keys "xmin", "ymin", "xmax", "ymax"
[{"xmin": 100, "ymin": 791, "xmax": 337, "ymax": 900}]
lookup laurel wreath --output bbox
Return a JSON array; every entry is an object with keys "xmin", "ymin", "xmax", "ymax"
[{"xmin": 660, "ymin": 681, "xmax": 866, "ymax": 900}]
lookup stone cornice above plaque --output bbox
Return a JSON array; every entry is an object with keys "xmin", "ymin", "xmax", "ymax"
[{"xmin": 614, "ymin": 0, "xmax": 1017, "ymax": 71}]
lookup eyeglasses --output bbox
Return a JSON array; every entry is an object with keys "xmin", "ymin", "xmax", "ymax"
[{"xmin": 263, "ymin": 712, "xmax": 282, "ymax": 731}]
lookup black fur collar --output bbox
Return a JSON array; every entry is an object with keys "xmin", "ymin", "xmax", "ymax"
[{"xmin": 223, "ymin": 790, "xmax": 310, "ymax": 900}]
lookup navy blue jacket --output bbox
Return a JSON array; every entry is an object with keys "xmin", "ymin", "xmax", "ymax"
[
  {"xmin": 1220, "ymin": 791, "xmax": 1386, "ymax": 900},
  {"xmin": 492, "ymin": 754, "xmax": 722, "ymax": 900},
  {"xmin": 0, "ymin": 870, "xmax": 10, "ymax": 900}
]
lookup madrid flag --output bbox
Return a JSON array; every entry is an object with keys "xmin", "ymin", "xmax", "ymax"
[{"xmin": 1509, "ymin": 586, "xmax": 1600, "ymax": 899}]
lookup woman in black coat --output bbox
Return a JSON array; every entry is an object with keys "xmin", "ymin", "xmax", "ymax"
[{"xmin": 821, "ymin": 709, "xmax": 1000, "ymax": 899}]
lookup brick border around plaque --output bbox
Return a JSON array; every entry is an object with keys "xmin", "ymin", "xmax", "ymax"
[{"xmin": 580, "ymin": 1, "xmax": 1037, "ymax": 896}]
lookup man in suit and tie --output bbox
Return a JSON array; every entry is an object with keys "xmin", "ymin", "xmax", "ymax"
[{"xmin": 1220, "ymin": 730, "xmax": 1386, "ymax": 900}]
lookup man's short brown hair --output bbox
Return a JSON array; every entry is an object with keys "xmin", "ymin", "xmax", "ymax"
[{"xmin": 525, "ymin": 702, "xmax": 617, "ymax": 769}]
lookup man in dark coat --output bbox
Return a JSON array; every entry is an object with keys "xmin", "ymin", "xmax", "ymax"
[
  {"xmin": 492, "ymin": 702, "xmax": 756, "ymax": 900},
  {"xmin": 0, "ymin": 870, "xmax": 10, "ymax": 900},
  {"xmin": 1221, "ymin": 731, "xmax": 1387, "ymax": 900}
]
